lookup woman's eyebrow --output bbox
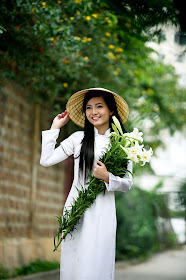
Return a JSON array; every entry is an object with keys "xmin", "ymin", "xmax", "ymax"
[{"xmin": 86, "ymin": 102, "xmax": 103, "ymax": 106}]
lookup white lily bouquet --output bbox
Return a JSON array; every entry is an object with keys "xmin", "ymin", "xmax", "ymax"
[{"xmin": 53, "ymin": 117, "xmax": 153, "ymax": 251}]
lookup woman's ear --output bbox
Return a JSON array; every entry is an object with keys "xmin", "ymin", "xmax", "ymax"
[{"xmin": 110, "ymin": 111, "xmax": 114, "ymax": 116}]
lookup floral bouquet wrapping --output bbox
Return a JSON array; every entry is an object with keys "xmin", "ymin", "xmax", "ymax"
[{"xmin": 53, "ymin": 117, "xmax": 153, "ymax": 251}]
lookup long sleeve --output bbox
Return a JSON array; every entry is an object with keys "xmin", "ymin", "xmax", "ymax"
[
  {"xmin": 40, "ymin": 129, "xmax": 68, "ymax": 167},
  {"xmin": 104, "ymin": 160, "xmax": 133, "ymax": 192}
]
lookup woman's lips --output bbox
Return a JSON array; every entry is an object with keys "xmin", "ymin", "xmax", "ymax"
[{"xmin": 92, "ymin": 116, "xmax": 100, "ymax": 120}]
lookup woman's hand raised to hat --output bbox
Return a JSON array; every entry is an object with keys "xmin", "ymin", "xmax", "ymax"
[{"xmin": 50, "ymin": 110, "xmax": 70, "ymax": 129}]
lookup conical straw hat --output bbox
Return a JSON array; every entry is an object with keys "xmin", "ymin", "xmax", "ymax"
[{"xmin": 66, "ymin": 87, "xmax": 129, "ymax": 128}]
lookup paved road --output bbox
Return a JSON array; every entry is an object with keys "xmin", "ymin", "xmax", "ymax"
[
  {"xmin": 115, "ymin": 248, "xmax": 186, "ymax": 280},
  {"xmin": 9, "ymin": 248, "xmax": 186, "ymax": 280}
]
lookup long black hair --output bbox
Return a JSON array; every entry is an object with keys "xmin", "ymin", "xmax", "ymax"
[{"xmin": 79, "ymin": 90, "xmax": 126, "ymax": 179}]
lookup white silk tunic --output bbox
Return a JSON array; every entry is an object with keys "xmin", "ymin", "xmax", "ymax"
[{"xmin": 40, "ymin": 127, "xmax": 133, "ymax": 280}]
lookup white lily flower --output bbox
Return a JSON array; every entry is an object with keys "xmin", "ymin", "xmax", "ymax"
[
  {"xmin": 112, "ymin": 116, "xmax": 124, "ymax": 136},
  {"xmin": 127, "ymin": 141, "xmax": 144, "ymax": 163},
  {"xmin": 124, "ymin": 128, "xmax": 143, "ymax": 142},
  {"xmin": 140, "ymin": 147, "xmax": 153, "ymax": 166}
]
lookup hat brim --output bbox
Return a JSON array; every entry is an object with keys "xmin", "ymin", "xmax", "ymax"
[{"xmin": 66, "ymin": 87, "xmax": 129, "ymax": 128}]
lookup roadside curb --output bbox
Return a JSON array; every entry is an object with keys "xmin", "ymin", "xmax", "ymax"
[{"xmin": 6, "ymin": 269, "xmax": 60, "ymax": 280}]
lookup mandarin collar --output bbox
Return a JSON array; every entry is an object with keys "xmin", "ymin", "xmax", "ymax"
[{"xmin": 94, "ymin": 127, "xmax": 111, "ymax": 137}]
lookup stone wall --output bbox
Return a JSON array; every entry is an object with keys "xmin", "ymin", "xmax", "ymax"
[{"xmin": 0, "ymin": 82, "xmax": 67, "ymax": 268}]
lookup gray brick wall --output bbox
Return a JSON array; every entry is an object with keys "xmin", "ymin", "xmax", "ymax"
[{"xmin": 0, "ymin": 82, "xmax": 65, "ymax": 239}]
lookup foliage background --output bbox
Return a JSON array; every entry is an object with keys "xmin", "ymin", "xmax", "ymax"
[{"xmin": 0, "ymin": 0, "xmax": 185, "ymax": 261}]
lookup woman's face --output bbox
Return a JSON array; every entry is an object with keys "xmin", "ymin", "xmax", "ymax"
[{"xmin": 85, "ymin": 96, "xmax": 113, "ymax": 133}]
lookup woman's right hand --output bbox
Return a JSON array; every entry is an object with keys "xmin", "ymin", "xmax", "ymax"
[{"xmin": 50, "ymin": 110, "xmax": 70, "ymax": 129}]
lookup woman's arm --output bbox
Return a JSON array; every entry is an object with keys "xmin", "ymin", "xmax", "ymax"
[
  {"xmin": 40, "ymin": 110, "xmax": 71, "ymax": 167},
  {"xmin": 93, "ymin": 160, "xmax": 133, "ymax": 192},
  {"xmin": 105, "ymin": 160, "xmax": 133, "ymax": 192}
]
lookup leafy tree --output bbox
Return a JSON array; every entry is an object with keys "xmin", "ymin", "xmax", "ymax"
[{"xmin": 0, "ymin": 0, "xmax": 185, "ymax": 137}]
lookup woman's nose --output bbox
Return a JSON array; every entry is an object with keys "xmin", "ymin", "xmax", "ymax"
[{"xmin": 92, "ymin": 107, "xmax": 98, "ymax": 114}]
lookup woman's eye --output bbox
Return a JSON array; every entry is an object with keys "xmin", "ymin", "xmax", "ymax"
[
  {"xmin": 86, "ymin": 107, "xmax": 91, "ymax": 110},
  {"xmin": 97, "ymin": 105, "xmax": 103, "ymax": 108}
]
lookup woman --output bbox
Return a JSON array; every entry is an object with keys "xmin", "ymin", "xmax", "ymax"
[{"xmin": 40, "ymin": 87, "xmax": 133, "ymax": 280}]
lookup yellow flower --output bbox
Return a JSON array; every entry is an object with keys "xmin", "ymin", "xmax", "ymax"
[
  {"xmin": 125, "ymin": 23, "xmax": 131, "ymax": 28},
  {"xmin": 84, "ymin": 56, "xmax": 89, "ymax": 60},
  {"xmin": 58, "ymin": 27, "xmax": 63, "ymax": 31},
  {"xmin": 92, "ymin": 14, "xmax": 98, "ymax": 18},
  {"xmin": 31, "ymin": 7, "xmax": 35, "ymax": 13},
  {"xmin": 108, "ymin": 45, "xmax": 115, "ymax": 49},
  {"xmin": 107, "ymin": 52, "xmax": 115, "ymax": 59},
  {"xmin": 142, "ymin": 90, "xmax": 146, "ymax": 95},
  {"xmin": 76, "ymin": 11, "xmax": 81, "ymax": 15},
  {"xmin": 115, "ymin": 47, "xmax": 123, "ymax": 53},
  {"xmin": 107, "ymin": 65, "xmax": 114, "ymax": 69},
  {"xmin": 105, "ymin": 32, "xmax": 111, "ymax": 37},
  {"xmin": 74, "ymin": 36, "xmax": 81, "ymax": 40},
  {"xmin": 116, "ymin": 67, "xmax": 121, "ymax": 72},
  {"xmin": 154, "ymin": 106, "xmax": 159, "ymax": 112},
  {"xmin": 74, "ymin": 0, "xmax": 82, "ymax": 3},
  {"xmin": 60, "ymin": 19, "xmax": 63, "ymax": 22},
  {"xmin": 39, "ymin": 27, "xmax": 42, "ymax": 30},
  {"xmin": 50, "ymin": 37, "xmax": 55, "ymax": 41},
  {"xmin": 116, "ymin": 54, "xmax": 121, "ymax": 59},
  {"xmin": 70, "ymin": 17, "xmax": 74, "ymax": 20},
  {"xmin": 58, "ymin": 0, "xmax": 62, "ymax": 3},
  {"xmin": 82, "ymin": 37, "xmax": 88, "ymax": 43},
  {"xmin": 134, "ymin": 70, "xmax": 139, "ymax": 74},
  {"xmin": 87, "ymin": 38, "xmax": 92, "ymax": 41},
  {"xmin": 63, "ymin": 83, "xmax": 68, "ymax": 88},
  {"xmin": 113, "ymin": 71, "xmax": 118, "ymax": 75},
  {"xmin": 86, "ymin": 16, "xmax": 91, "ymax": 21},
  {"xmin": 42, "ymin": 2, "xmax": 46, "ymax": 7},
  {"xmin": 169, "ymin": 108, "xmax": 174, "ymax": 113},
  {"xmin": 147, "ymin": 88, "xmax": 153, "ymax": 93}
]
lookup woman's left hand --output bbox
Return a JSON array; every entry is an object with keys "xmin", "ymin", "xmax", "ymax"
[{"xmin": 93, "ymin": 161, "xmax": 109, "ymax": 183}]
